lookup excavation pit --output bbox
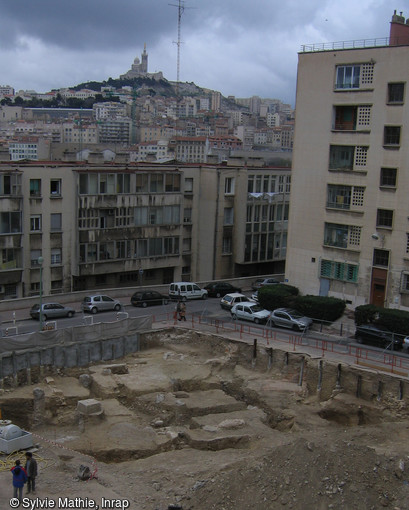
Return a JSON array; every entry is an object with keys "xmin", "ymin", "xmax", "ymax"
[{"xmin": 1, "ymin": 330, "xmax": 409, "ymax": 509}]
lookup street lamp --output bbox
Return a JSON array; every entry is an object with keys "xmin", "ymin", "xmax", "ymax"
[{"xmin": 38, "ymin": 256, "xmax": 43, "ymax": 331}]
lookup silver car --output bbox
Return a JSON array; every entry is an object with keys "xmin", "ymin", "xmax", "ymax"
[
  {"xmin": 30, "ymin": 303, "xmax": 75, "ymax": 321},
  {"xmin": 269, "ymin": 308, "xmax": 312, "ymax": 331},
  {"xmin": 81, "ymin": 295, "xmax": 122, "ymax": 314},
  {"xmin": 231, "ymin": 303, "xmax": 271, "ymax": 324}
]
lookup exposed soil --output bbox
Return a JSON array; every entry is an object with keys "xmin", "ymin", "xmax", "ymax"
[{"xmin": 1, "ymin": 330, "xmax": 409, "ymax": 510}]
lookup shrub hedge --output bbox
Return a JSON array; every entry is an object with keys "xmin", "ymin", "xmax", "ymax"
[
  {"xmin": 258, "ymin": 285, "xmax": 346, "ymax": 322},
  {"xmin": 355, "ymin": 305, "xmax": 409, "ymax": 335},
  {"xmin": 257, "ymin": 284, "xmax": 298, "ymax": 311},
  {"xmin": 294, "ymin": 295, "xmax": 346, "ymax": 322}
]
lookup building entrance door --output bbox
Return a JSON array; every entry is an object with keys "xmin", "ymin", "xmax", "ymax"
[{"xmin": 370, "ymin": 267, "xmax": 387, "ymax": 308}]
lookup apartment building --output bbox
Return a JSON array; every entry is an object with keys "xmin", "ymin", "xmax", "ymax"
[
  {"xmin": 286, "ymin": 11, "xmax": 409, "ymax": 310},
  {"xmin": 0, "ymin": 159, "xmax": 290, "ymax": 300}
]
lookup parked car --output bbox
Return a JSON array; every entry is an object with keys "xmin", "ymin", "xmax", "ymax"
[
  {"xmin": 204, "ymin": 282, "xmax": 242, "ymax": 298},
  {"xmin": 251, "ymin": 277, "xmax": 280, "ymax": 291},
  {"xmin": 355, "ymin": 324, "xmax": 404, "ymax": 350},
  {"xmin": 230, "ymin": 302, "xmax": 271, "ymax": 324},
  {"xmin": 269, "ymin": 308, "xmax": 313, "ymax": 331},
  {"xmin": 131, "ymin": 290, "xmax": 169, "ymax": 307},
  {"xmin": 220, "ymin": 293, "xmax": 254, "ymax": 311},
  {"xmin": 169, "ymin": 282, "xmax": 208, "ymax": 301},
  {"xmin": 81, "ymin": 295, "xmax": 122, "ymax": 314},
  {"xmin": 30, "ymin": 303, "xmax": 75, "ymax": 321},
  {"xmin": 251, "ymin": 291, "xmax": 259, "ymax": 302}
]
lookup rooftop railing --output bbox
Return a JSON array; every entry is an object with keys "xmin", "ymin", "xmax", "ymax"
[{"xmin": 300, "ymin": 37, "xmax": 396, "ymax": 53}]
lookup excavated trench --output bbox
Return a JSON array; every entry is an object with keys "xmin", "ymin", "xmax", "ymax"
[{"xmin": 0, "ymin": 339, "xmax": 394, "ymax": 464}]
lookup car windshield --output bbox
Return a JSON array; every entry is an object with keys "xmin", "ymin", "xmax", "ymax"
[
  {"xmin": 288, "ymin": 311, "xmax": 304, "ymax": 319},
  {"xmin": 31, "ymin": 304, "xmax": 39, "ymax": 310},
  {"xmin": 250, "ymin": 305, "xmax": 263, "ymax": 312},
  {"xmin": 83, "ymin": 297, "xmax": 91, "ymax": 303}
]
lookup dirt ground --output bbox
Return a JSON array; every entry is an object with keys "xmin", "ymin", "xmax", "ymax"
[{"xmin": 1, "ymin": 330, "xmax": 409, "ymax": 510}]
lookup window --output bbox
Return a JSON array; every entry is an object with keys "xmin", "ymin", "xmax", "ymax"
[
  {"xmin": 150, "ymin": 174, "xmax": 164, "ymax": 193},
  {"xmin": 30, "ymin": 215, "xmax": 42, "ymax": 232},
  {"xmin": 224, "ymin": 207, "xmax": 234, "ymax": 225},
  {"xmin": 329, "ymin": 145, "xmax": 368, "ymax": 171},
  {"xmin": 99, "ymin": 174, "xmax": 115, "ymax": 194},
  {"xmin": 373, "ymin": 249, "xmax": 389, "ymax": 267},
  {"xmin": 30, "ymin": 179, "xmax": 41, "ymax": 196},
  {"xmin": 388, "ymin": 83, "xmax": 404, "ymax": 104},
  {"xmin": 183, "ymin": 238, "xmax": 191, "ymax": 253},
  {"xmin": 334, "ymin": 106, "xmax": 357, "ymax": 130},
  {"xmin": 329, "ymin": 146, "xmax": 354, "ymax": 171},
  {"xmin": 117, "ymin": 174, "xmax": 130, "ymax": 193},
  {"xmin": 384, "ymin": 126, "xmax": 401, "ymax": 146},
  {"xmin": 50, "ymin": 213, "xmax": 62, "ymax": 231},
  {"xmin": 324, "ymin": 223, "xmax": 348, "ymax": 248},
  {"xmin": 380, "ymin": 167, "xmax": 397, "ymax": 187},
  {"xmin": 50, "ymin": 179, "xmax": 61, "ymax": 196},
  {"xmin": 184, "ymin": 178, "xmax": 193, "ymax": 193},
  {"xmin": 135, "ymin": 174, "xmax": 148, "ymax": 192},
  {"xmin": 0, "ymin": 212, "xmax": 21, "ymax": 234},
  {"xmin": 401, "ymin": 273, "xmax": 409, "ymax": 292},
  {"xmin": 165, "ymin": 173, "xmax": 180, "ymax": 192},
  {"xmin": 320, "ymin": 259, "xmax": 358, "ymax": 282},
  {"xmin": 376, "ymin": 209, "xmax": 393, "ymax": 228},
  {"xmin": 324, "ymin": 223, "xmax": 361, "ymax": 249},
  {"xmin": 222, "ymin": 236, "xmax": 232, "ymax": 254},
  {"xmin": 51, "ymin": 248, "xmax": 62, "ymax": 265},
  {"xmin": 30, "ymin": 249, "xmax": 42, "ymax": 267},
  {"xmin": 183, "ymin": 208, "xmax": 192, "ymax": 223},
  {"xmin": 224, "ymin": 177, "xmax": 235, "ymax": 195},
  {"xmin": 335, "ymin": 65, "xmax": 361, "ymax": 89}
]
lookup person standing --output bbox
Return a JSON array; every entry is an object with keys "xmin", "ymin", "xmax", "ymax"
[
  {"xmin": 25, "ymin": 452, "xmax": 38, "ymax": 494},
  {"xmin": 11, "ymin": 459, "xmax": 27, "ymax": 501},
  {"xmin": 179, "ymin": 301, "xmax": 186, "ymax": 321}
]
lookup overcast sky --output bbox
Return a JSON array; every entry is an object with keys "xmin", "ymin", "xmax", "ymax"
[{"xmin": 1, "ymin": 0, "xmax": 406, "ymax": 106}]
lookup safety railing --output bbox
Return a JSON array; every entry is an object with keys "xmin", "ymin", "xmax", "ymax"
[{"xmin": 150, "ymin": 312, "xmax": 409, "ymax": 377}]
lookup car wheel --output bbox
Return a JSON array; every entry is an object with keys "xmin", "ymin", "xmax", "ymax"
[
  {"xmin": 356, "ymin": 336, "xmax": 363, "ymax": 344},
  {"xmin": 231, "ymin": 313, "xmax": 237, "ymax": 320},
  {"xmin": 292, "ymin": 324, "xmax": 300, "ymax": 331},
  {"xmin": 216, "ymin": 292, "xmax": 221, "ymax": 298},
  {"xmin": 91, "ymin": 307, "xmax": 98, "ymax": 314},
  {"xmin": 42, "ymin": 314, "xmax": 48, "ymax": 321},
  {"xmin": 182, "ymin": 296, "xmax": 187, "ymax": 302},
  {"xmin": 114, "ymin": 304, "xmax": 121, "ymax": 311},
  {"xmin": 254, "ymin": 318, "xmax": 261, "ymax": 324},
  {"xmin": 142, "ymin": 302, "xmax": 148, "ymax": 308},
  {"xmin": 163, "ymin": 299, "xmax": 169, "ymax": 305},
  {"xmin": 67, "ymin": 311, "xmax": 73, "ymax": 318},
  {"xmin": 202, "ymin": 294, "xmax": 207, "ymax": 300}
]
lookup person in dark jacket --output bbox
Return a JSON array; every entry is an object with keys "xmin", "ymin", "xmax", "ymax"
[
  {"xmin": 11, "ymin": 459, "xmax": 27, "ymax": 501},
  {"xmin": 25, "ymin": 452, "xmax": 38, "ymax": 493}
]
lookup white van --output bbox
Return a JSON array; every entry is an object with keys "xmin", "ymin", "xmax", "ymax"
[{"xmin": 169, "ymin": 282, "xmax": 208, "ymax": 301}]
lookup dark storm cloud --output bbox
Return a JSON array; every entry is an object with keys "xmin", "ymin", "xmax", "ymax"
[
  {"xmin": 0, "ymin": 0, "xmax": 407, "ymax": 104},
  {"xmin": 0, "ymin": 0, "xmax": 173, "ymax": 49}
]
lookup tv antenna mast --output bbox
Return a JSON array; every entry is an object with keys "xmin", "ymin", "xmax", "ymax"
[{"xmin": 169, "ymin": 0, "xmax": 194, "ymax": 97}]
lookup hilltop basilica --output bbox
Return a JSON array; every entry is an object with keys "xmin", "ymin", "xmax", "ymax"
[{"xmin": 120, "ymin": 44, "xmax": 163, "ymax": 81}]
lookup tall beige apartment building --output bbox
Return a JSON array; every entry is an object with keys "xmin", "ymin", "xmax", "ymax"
[{"xmin": 286, "ymin": 11, "xmax": 409, "ymax": 310}]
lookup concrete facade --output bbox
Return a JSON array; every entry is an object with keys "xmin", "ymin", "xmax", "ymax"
[
  {"xmin": 286, "ymin": 13, "xmax": 409, "ymax": 310},
  {"xmin": 0, "ymin": 159, "xmax": 290, "ymax": 299}
]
